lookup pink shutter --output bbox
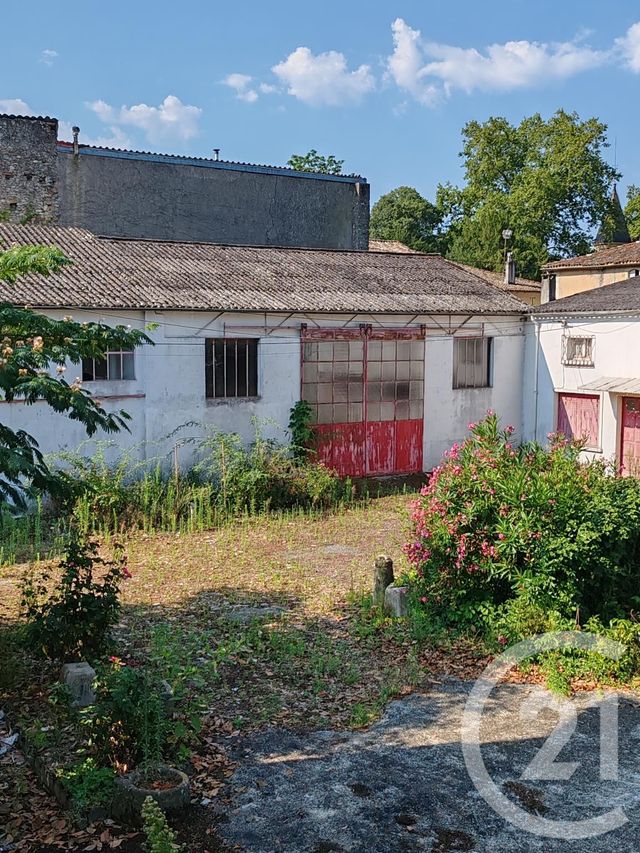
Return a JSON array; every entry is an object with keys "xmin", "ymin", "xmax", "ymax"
[{"xmin": 557, "ymin": 393, "xmax": 599, "ymax": 447}]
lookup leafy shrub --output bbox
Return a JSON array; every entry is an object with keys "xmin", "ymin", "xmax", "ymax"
[
  {"xmin": 57, "ymin": 758, "xmax": 116, "ymax": 812},
  {"xmin": 88, "ymin": 662, "xmax": 167, "ymax": 771},
  {"xmin": 141, "ymin": 796, "xmax": 183, "ymax": 853},
  {"xmin": 44, "ymin": 425, "xmax": 354, "ymax": 540},
  {"xmin": 288, "ymin": 400, "xmax": 314, "ymax": 462},
  {"xmin": 21, "ymin": 536, "xmax": 128, "ymax": 660},
  {"xmin": 193, "ymin": 425, "xmax": 352, "ymax": 514},
  {"xmin": 404, "ymin": 413, "xmax": 640, "ymax": 639}
]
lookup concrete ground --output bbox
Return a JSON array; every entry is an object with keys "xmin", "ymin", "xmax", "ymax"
[{"xmin": 219, "ymin": 679, "xmax": 640, "ymax": 853}]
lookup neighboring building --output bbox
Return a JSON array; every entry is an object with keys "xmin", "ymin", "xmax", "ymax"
[
  {"xmin": 524, "ymin": 277, "xmax": 640, "ymax": 475},
  {"xmin": 540, "ymin": 186, "xmax": 639, "ymax": 303},
  {"xmin": 449, "ymin": 260, "xmax": 541, "ymax": 307},
  {"xmin": 0, "ymin": 223, "xmax": 528, "ymax": 476},
  {"xmin": 369, "ymin": 240, "xmax": 541, "ymax": 306},
  {"xmin": 541, "ymin": 242, "xmax": 640, "ymax": 303},
  {"xmin": 0, "ymin": 113, "xmax": 369, "ymax": 250},
  {"xmin": 368, "ymin": 239, "xmax": 417, "ymax": 254}
]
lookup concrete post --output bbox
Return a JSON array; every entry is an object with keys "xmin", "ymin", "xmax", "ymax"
[{"xmin": 373, "ymin": 555, "xmax": 394, "ymax": 609}]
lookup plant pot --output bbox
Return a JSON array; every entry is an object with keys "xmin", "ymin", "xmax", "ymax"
[{"xmin": 112, "ymin": 764, "xmax": 190, "ymax": 826}]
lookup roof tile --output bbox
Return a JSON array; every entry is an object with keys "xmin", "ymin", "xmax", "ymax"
[{"xmin": 0, "ymin": 224, "xmax": 526, "ymax": 315}]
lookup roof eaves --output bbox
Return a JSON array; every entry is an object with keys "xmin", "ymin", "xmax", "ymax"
[{"xmin": 56, "ymin": 142, "xmax": 366, "ymax": 184}]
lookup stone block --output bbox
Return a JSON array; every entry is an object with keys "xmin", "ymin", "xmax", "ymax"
[
  {"xmin": 384, "ymin": 586, "xmax": 409, "ymax": 618},
  {"xmin": 61, "ymin": 662, "xmax": 96, "ymax": 708}
]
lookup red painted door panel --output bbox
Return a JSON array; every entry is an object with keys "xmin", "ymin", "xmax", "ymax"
[
  {"xmin": 366, "ymin": 422, "xmax": 396, "ymax": 475},
  {"xmin": 621, "ymin": 397, "xmax": 640, "ymax": 477},
  {"xmin": 395, "ymin": 419, "xmax": 424, "ymax": 473},
  {"xmin": 314, "ymin": 423, "xmax": 366, "ymax": 478}
]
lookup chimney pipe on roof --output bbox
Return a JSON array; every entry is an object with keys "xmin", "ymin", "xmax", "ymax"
[
  {"xmin": 213, "ymin": 148, "xmax": 220, "ymax": 161},
  {"xmin": 504, "ymin": 251, "xmax": 516, "ymax": 286},
  {"xmin": 72, "ymin": 126, "xmax": 80, "ymax": 157}
]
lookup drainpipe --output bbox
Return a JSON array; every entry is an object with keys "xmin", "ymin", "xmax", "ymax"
[{"xmin": 533, "ymin": 318, "xmax": 541, "ymax": 443}]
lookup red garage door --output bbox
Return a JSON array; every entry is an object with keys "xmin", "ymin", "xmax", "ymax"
[
  {"xmin": 621, "ymin": 397, "xmax": 640, "ymax": 476},
  {"xmin": 301, "ymin": 327, "xmax": 424, "ymax": 477}
]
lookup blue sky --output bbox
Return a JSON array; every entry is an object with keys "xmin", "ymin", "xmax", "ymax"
[{"xmin": 2, "ymin": 1, "xmax": 640, "ymax": 204}]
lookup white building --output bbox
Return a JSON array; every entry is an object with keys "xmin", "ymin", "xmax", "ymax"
[
  {"xmin": 525, "ymin": 277, "xmax": 640, "ymax": 474},
  {"xmin": 0, "ymin": 223, "xmax": 527, "ymax": 476}
]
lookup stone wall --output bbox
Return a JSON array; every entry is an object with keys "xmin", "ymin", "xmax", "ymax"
[
  {"xmin": 0, "ymin": 114, "xmax": 370, "ymax": 249},
  {"xmin": 0, "ymin": 115, "xmax": 58, "ymax": 223}
]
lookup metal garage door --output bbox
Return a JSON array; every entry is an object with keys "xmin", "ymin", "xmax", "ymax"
[{"xmin": 301, "ymin": 326, "xmax": 424, "ymax": 477}]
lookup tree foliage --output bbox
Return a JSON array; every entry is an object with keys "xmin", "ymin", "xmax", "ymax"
[
  {"xmin": 370, "ymin": 186, "xmax": 443, "ymax": 253},
  {"xmin": 625, "ymin": 185, "xmax": 640, "ymax": 241},
  {"xmin": 0, "ymin": 244, "xmax": 150, "ymax": 507},
  {"xmin": 287, "ymin": 149, "xmax": 344, "ymax": 175},
  {"xmin": 438, "ymin": 111, "xmax": 619, "ymax": 279}
]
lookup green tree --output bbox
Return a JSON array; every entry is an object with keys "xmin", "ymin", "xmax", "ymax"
[
  {"xmin": 370, "ymin": 186, "xmax": 443, "ymax": 253},
  {"xmin": 625, "ymin": 185, "xmax": 640, "ymax": 241},
  {"xmin": 438, "ymin": 111, "xmax": 619, "ymax": 279},
  {"xmin": 287, "ymin": 149, "xmax": 344, "ymax": 175},
  {"xmin": 0, "ymin": 244, "xmax": 150, "ymax": 507}
]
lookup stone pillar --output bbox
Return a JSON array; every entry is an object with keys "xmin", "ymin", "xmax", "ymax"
[
  {"xmin": 0, "ymin": 114, "xmax": 59, "ymax": 223},
  {"xmin": 373, "ymin": 555, "xmax": 394, "ymax": 609},
  {"xmin": 61, "ymin": 662, "xmax": 96, "ymax": 708}
]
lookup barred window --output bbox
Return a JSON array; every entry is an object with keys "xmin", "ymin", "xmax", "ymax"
[
  {"xmin": 205, "ymin": 338, "xmax": 258, "ymax": 399},
  {"xmin": 82, "ymin": 349, "xmax": 135, "ymax": 381},
  {"xmin": 453, "ymin": 337, "xmax": 492, "ymax": 389},
  {"xmin": 562, "ymin": 336, "xmax": 594, "ymax": 367}
]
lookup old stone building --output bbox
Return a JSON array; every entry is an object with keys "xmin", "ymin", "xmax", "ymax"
[{"xmin": 0, "ymin": 113, "xmax": 370, "ymax": 249}]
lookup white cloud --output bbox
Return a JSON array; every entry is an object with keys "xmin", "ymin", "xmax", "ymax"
[
  {"xmin": 223, "ymin": 73, "xmax": 259, "ymax": 103},
  {"xmin": 616, "ymin": 21, "xmax": 640, "ymax": 72},
  {"xmin": 0, "ymin": 98, "xmax": 32, "ymax": 115},
  {"xmin": 388, "ymin": 18, "xmax": 607, "ymax": 104},
  {"xmin": 87, "ymin": 95, "xmax": 202, "ymax": 143},
  {"xmin": 388, "ymin": 19, "xmax": 440, "ymax": 105},
  {"xmin": 272, "ymin": 46, "xmax": 375, "ymax": 106},
  {"xmin": 40, "ymin": 49, "xmax": 58, "ymax": 66}
]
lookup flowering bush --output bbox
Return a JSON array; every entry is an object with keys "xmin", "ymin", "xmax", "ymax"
[
  {"xmin": 404, "ymin": 413, "xmax": 640, "ymax": 640},
  {"xmin": 21, "ymin": 536, "xmax": 129, "ymax": 660}
]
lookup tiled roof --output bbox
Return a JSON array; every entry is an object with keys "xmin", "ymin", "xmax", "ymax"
[
  {"xmin": 450, "ymin": 262, "xmax": 541, "ymax": 293},
  {"xmin": 0, "ymin": 224, "xmax": 526, "ymax": 315},
  {"xmin": 368, "ymin": 240, "xmax": 418, "ymax": 254},
  {"xmin": 543, "ymin": 242, "xmax": 640, "ymax": 271},
  {"xmin": 0, "ymin": 112, "xmax": 57, "ymax": 123},
  {"xmin": 534, "ymin": 276, "xmax": 640, "ymax": 314}
]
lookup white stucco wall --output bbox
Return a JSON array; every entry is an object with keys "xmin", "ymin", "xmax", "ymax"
[
  {"xmin": 0, "ymin": 309, "xmax": 526, "ymax": 475},
  {"xmin": 523, "ymin": 314, "xmax": 640, "ymax": 464}
]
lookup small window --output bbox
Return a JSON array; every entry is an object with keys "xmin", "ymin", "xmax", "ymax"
[
  {"xmin": 548, "ymin": 274, "xmax": 557, "ymax": 302},
  {"xmin": 453, "ymin": 337, "xmax": 492, "ymax": 389},
  {"xmin": 82, "ymin": 349, "xmax": 135, "ymax": 381},
  {"xmin": 628, "ymin": 269, "xmax": 640, "ymax": 278},
  {"xmin": 205, "ymin": 338, "xmax": 258, "ymax": 399},
  {"xmin": 562, "ymin": 336, "xmax": 594, "ymax": 367}
]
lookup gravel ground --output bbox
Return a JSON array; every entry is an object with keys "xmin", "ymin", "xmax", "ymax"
[{"xmin": 219, "ymin": 679, "xmax": 640, "ymax": 853}]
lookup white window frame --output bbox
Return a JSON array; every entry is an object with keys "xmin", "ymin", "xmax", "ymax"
[
  {"xmin": 561, "ymin": 335, "xmax": 594, "ymax": 368},
  {"xmin": 453, "ymin": 337, "xmax": 492, "ymax": 390},
  {"xmin": 82, "ymin": 349, "xmax": 135, "ymax": 381}
]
